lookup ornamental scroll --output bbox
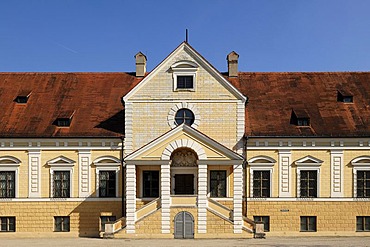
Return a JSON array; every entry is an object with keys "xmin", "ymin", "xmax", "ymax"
[{"xmin": 171, "ymin": 149, "xmax": 198, "ymax": 167}]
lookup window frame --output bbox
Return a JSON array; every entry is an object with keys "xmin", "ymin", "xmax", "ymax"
[
  {"xmin": 0, "ymin": 156, "xmax": 20, "ymax": 198},
  {"xmin": 93, "ymin": 156, "xmax": 120, "ymax": 198},
  {"xmin": 142, "ymin": 170, "xmax": 160, "ymax": 198},
  {"xmin": 252, "ymin": 170, "xmax": 271, "ymax": 198},
  {"xmin": 356, "ymin": 216, "xmax": 370, "ymax": 232},
  {"xmin": 174, "ymin": 108, "xmax": 195, "ymax": 126},
  {"xmin": 98, "ymin": 171, "xmax": 117, "ymax": 198},
  {"xmin": 54, "ymin": 216, "xmax": 70, "ymax": 232},
  {"xmin": 253, "ymin": 216, "xmax": 270, "ymax": 232},
  {"xmin": 300, "ymin": 216, "xmax": 317, "ymax": 232},
  {"xmin": 52, "ymin": 170, "xmax": 71, "ymax": 198},
  {"xmin": 0, "ymin": 217, "xmax": 15, "ymax": 232},
  {"xmin": 248, "ymin": 156, "xmax": 275, "ymax": 198},
  {"xmin": 209, "ymin": 170, "xmax": 227, "ymax": 198},
  {"xmin": 48, "ymin": 156, "xmax": 75, "ymax": 198},
  {"xmin": 299, "ymin": 170, "xmax": 318, "ymax": 198},
  {"xmin": 171, "ymin": 61, "xmax": 198, "ymax": 92},
  {"xmin": 351, "ymin": 157, "xmax": 370, "ymax": 198},
  {"xmin": 295, "ymin": 156, "xmax": 322, "ymax": 198}
]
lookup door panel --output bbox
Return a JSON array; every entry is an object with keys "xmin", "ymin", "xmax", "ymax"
[{"xmin": 174, "ymin": 211, "xmax": 194, "ymax": 239}]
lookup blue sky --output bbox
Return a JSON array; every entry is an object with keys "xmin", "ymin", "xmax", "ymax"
[{"xmin": 1, "ymin": 0, "xmax": 370, "ymax": 72}]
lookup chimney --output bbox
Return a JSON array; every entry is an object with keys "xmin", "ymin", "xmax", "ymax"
[
  {"xmin": 135, "ymin": 52, "xmax": 147, "ymax": 77},
  {"xmin": 227, "ymin": 51, "xmax": 239, "ymax": 77}
]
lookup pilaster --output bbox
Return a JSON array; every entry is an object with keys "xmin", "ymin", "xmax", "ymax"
[
  {"xmin": 278, "ymin": 150, "xmax": 292, "ymax": 197},
  {"xmin": 197, "ymin": 163, "xmax": 207, "ymax": 234},
  {"xmin": 331, "ymin": 150, "xmax": 344, "ymax": 197},
  {"xmin": 233, "ymin": 163, "xmax": 243, "ymax": 233},
  {"xmin": 161, "ymin": 162, "xmax": 171, "ymax": 234},
  {"xmin": 28, "ymin": 150, "xmax": 41, "ymax": 198},
  {"xmin": 126, "ymin": 163, "xmax": 136, "ymax": 233},
  {"xmin": 78, "ymin": 150, "xmax": 91, "ymax": 197}
]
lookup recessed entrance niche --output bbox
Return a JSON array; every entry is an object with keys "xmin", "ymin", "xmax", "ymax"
[{"xmin": 170, "ymin": 148, "xmax": 198, "ymax": 195}]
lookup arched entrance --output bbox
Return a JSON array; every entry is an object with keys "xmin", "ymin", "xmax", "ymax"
[
  {"xmin": 174, "ymin": 211, "xmax": 194, "ymax": 239},
  {"xmin": 170, "ymin": 148, "xmax": 198, "ymax": 195}
]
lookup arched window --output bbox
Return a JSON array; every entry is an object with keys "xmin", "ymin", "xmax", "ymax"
[{"xmin": 175, "ymin": 109, "xmax": 195, "ymax": 126}]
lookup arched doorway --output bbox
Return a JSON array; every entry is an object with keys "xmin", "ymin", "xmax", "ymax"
[
  {"xmin": 170, "ymin": 148, "xmax": 198, "ymax": 195},
  {"xmin": 174, "ymin": 211, "xmax": 194, "ymax": 239}
]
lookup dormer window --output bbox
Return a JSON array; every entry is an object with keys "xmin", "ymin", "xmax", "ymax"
[
  {"xmin": 337, "ymin": 90, "xmax": 353, "ymax": 103},
  {"xmin": 291, "ymin": 109, "xmax": 310, "ymax": 127},
  {"xmin": 14, "ymin": 91, "xmax": 31, "ymax": 104},
  {"xmin": 171, "ymin": 61, "xmax": 198, "ymax": 91},
  {"xmin": 54, "ymin": 110, "xmax": 75, "ymax": 127}
]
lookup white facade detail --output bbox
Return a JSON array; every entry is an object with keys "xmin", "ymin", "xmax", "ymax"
[
  {"xmin": 161, "ymin": 162, "xmax": 171, "ymax": 234},
  {"xmin": 93, "ymin": 156, "xmax": 120, "ymax": 198},
  {"xmin": 233, "ymin": 163, "xmax": 243, "ymax": 233},
  {"xmin": 278, "ymin": 150, "xmax": 292, "ymax": 197},
  {"xmin": 78, "ymin": 150, "xmax": 91, "ymax": 198},
  {"xmin": 124, "ymin": 102, "xmax": 134, "ymax": 154},
  {"xmin": 125, "ymin": 163, "xmax": 136, "ymax": 233},
  {"xmin": 47, "ymin": 156, "xmax": 75, "ymax": 198},
  {"xmin": 248, "ymin": 156, "xmax": 276, "ymax": 198},
  {"xmin": 0, "ymin": 156, "xmax": 21, "ymax": 198},
  {"xmin": 197, "ymin": 163, "xmax": 207, "ymax": 234},
  {"xmin": 331, "ymin": 150, "xmax": 344, "ymax": 197},
  {"xmin": 295, "ymin": 156, "xmax": 323, "ymax": 198},
  {"xmin": 236, "ymin": 101, "xmax": 245, "ymax": 154},
  {"xmin": 28, "ymin": 150, "xmax": 41, "ymax": 198},
  {"xmin": 167, "ymin": 102, "xmax": 200, "ymax": 129},
  {"xmin": 161, "ymin": 138, "xmax": 207, "ymax": 160}
]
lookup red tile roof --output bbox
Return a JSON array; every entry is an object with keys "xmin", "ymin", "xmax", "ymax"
[
  {"xmin": 0, "ymin": 73, "xmax": 141, "ymax": 137},
  {"xmin": 228, "ymin": 72, "xmax": 370, "ymax": 137},
  {"xmin": 1, "ymin": 71, "xmax": 370, "ymax": 138}
]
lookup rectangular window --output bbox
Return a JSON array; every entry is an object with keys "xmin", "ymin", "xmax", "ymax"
[
  {"xmin": 177, "ymin": 75, "xmax": 193, "ymax": 89},
  {"xmin": 100, "ymin": 216, "xmax": 116, "ymax": 231},
  {"xmin": 99, "ymin": 171, "xmax": 116, "ymax": 197},
  {"xmin": 253, "ymin": 216, "xmax": 270, "ymax": 232},
  {"xmin": 143, "ymin": 171, "xmax": 159, "ymax": 198},
  {"xmin": 0, "ymin": 217, "xmax": 15, "ymax": 232},
  {"xmin": 356, "ymin": 216, "xmax": 370, "ymax": 231},
  {"xmin": 357, "ymin": 171, "xmax": 370, "ymax": 198},
  {"xmin": 53, "ymin": 171, "xmax": 70, "ymax": 198},
  {"xmin": 54, "ymin": 216, "xmax": 70, "ymax": 232},
  {"xmin": 300, "ymin": 216, "xmax": 317, "ymax": 232},
  {"xmin": 0, "ymin": 171, "xmax": 15, "ymax": 198},
  {"xmin": 300, "ymin": 170, "xmax": 317, "ymax": 198},
  {"xmin": 210, "ymin": 170, "xmax": 227, "ymax": 197},
  {"xmin": 253, "ymin": 171, "xmax": 270, "ymax": 198}
]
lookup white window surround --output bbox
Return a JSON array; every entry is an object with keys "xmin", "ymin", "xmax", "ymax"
[
  {"xmin": 139, "ymin": 169, "xmax": 161, "ymax": 199},
  {"xmin": 351, "ymin": 156, "xmax": 370, "ymax": 198},
  {"xmin": 93, "ymin": 156, "xmax": 120, "ymax": 198},
  {"xmin": 295, "ymin": 156, "xmax": 323, "ymax": 198},
  {"xmin": 171, "ymin": 60, "xmax": 199, "ymax": 91},
  {"xmin": 170, "ymin": 167, "xmax": 198, "ymax": 195},
  {"xmin": 167, "ymin": 102, "xmax": 201, "ymax": 129},
  {"xmin": 207, "ymin": 167, "xmax": 230, "ymax": 198},
  {"xmin": 0, "ymin": 156, "xmax": 21, "ymax": 198},
  {"xmin": 248, "ymin": 156, "xmax": 276, "ymax": 198},
  {"xmin": 47, "ymin": 156, "xmax": 75, "ymax": 198}
]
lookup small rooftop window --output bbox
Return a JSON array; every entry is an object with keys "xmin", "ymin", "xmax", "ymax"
[
  {"xmin": 14, "ymin": 91, "xmax": 31, "ymax": 104},
  {"xmin": 291, "ymin": 109, "xmax": 310, "ymax": 127},
  {"xmin": 54, "ymin": 110, "xmax": 75, "ymax": 127},
  {"xmin": 337, "ymin": 90, "xmax": 353, "ymax": 103}
]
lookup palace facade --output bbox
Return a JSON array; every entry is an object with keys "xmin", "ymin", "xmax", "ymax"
[{"xmin": 0, "ymin": 42, "xmax": 370, "ymax": 238}]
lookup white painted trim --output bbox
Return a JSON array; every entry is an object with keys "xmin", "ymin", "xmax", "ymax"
[
  {"xmin": 125, "ymin": 164, "xmax": 136, "ymax": 234},
  {"xmin": 161, "ymin": 163, "xmax": 171, "ymax": 234},
  {"xmin": 28, "ymin": 150, "xmax": 41, "ymax": 198},
  {"xmin": 162, "ymin": 138, "xmax": 207, "ymax": 160},
  {"xmin": 246, "ymin": 197, "xmax": 370, "ymax": 202},
  {"xmin": 295, "ymin": 155, "xmax": 323, "ymax": 165},
  {"xmin": 78, "ymin": 150, "xmax": 91, "ymax": 198},
  {"xmin": 236, "ymin": 101, "xmax": 245, "ymax": 154},
  {"xmin": 278, "ymin": 150, "xmax": 291, "ymax": 197},
  {"xmin": 330, "ymin": 150, "xmax": 344, "ymax": 197},
  {"xmin": 167, "ymin": 102, "xmax": 200, "ymax": 129},
  {"xmin": 249, "ymin": 167, "xmax": 274, "ymax": 198},
  {"xmin": 0, "ymin": 197, "xmax": 123, "ymax": 202},
  {"xmin": 233, "ymin": 163, "xmax": 243, "ymax": 233},
  {"xmin": 93, "ymin": 156, "xmax": 121, "ymax": 164},
  {"xmin": 172, "ymin": 69, "xmax": 197, "ymax": 92},
  {"xmin": 49, "ymin": 166, "xmax": 74, "ymax": 198},
  {"xmin": 198, "ymin": 163, "xmax": 207, "ymax": 234},
  {"xmin": 0, "ymin": 157, "xmax": 21, "ymax": 198},
  {"xmin": 128, "ymin": 99, "xmax": 241, "ymax": 103},
  {"xmin": 296, "ymin": 167, "xmax": 320, "ymax": 198},
  {"xmin": 48, "ymin": 156, "xmax": 75, "ymax": 165},
  {"xmin": 124, "ymin": 102, "xmax": 134, "ymax": 154},
  {"xmin": 95, "ymin": 162, "xmax": 120, "ymax": 198},
  {"xmin": 352, "ymin": 161, "xmax": 370, "ymax": 198}
]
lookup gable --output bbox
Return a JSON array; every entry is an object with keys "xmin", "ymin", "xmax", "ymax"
[
  {"xmin": 124, "ymin": 42, "xmax": 246, "ymax": 102},
  {"xmin": 125, "ymin": 124, "xmax": 243, "ymax": 162}
]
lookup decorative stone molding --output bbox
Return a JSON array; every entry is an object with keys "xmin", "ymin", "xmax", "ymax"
[
  {"xmin": 171, "ymin": 149, "xmax": 198, "ymax": 167},
  {"xmin": 351, "ymin": 156, "xmax": 370, "ymax": 198},
  {"xmin": 47, "ymin": 156, "xmax": 75, "ymax": 198},
  {"xmin": 161, "ymin": 139, "xmax": 206, "ymax": 160},
  {"xmin": 295, "ymin": 156, "xmax": 323, "ymax": 198},
  {"xmin": 0, "ymin": 156, "xmax": 21, "ymax": 198},
  {"xmin": 93, "ymin": 156, "xmax": 120, "ymax": 198},
  {"xmin": 198, "ymin": 163, "xmax": 207, "ymax": 234},
  {"xmin": 233, "ymin": 163, "xmax": 243, "ymax": 233},
  {"xmin": 125, "ymin": 164, "xmax": 136, "ymax": 234},
  {"xmin": 27, "ymin": 151, "xmax": 41, "ymax": 198},
  {"xmin": 248, "ymin": 156, "xmax": 276, "ymax": 198},
  {"xmin": 167, "ymin": 102, "xmax": 200, "ymax": 129},
  {"xmin": 161, "ymin": 162, "xmax": 171, "ymax": 234},
  {"xmin": 278, "ymin": 150, "xmax": 291, "ymax": 197},
  {"xmin": 78, "ymin": 150, "xmax": 91, "ymax": 198},
  {"xmin": 330, "ymin": 150, "xmax": 344, "ymax": 197}
]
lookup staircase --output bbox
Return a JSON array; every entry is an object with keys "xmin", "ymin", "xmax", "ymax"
[
  {"xmin": 207, "ymin": 198, "xmax": 255, "ymax": 233},
  {"xmin": 103, "ymin": 197, "xmax": 161, "ymax": 238}
]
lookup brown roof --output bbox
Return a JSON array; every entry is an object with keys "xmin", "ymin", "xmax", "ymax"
[
  {"xmin": 0, "ymin": 73, "xmax": 141, "ymax": 137},
  {"xmin": 229, "ymin": 72, "xmax": 370, "ymax": 137}
]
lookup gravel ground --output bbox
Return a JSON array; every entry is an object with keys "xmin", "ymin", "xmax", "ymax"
[{"xmin": 0, "ymin": 237, "xmax": 369, "ymax": 247}]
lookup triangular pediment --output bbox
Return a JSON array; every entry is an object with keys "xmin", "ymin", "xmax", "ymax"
[
  {"xmin": 124, "ymin": 124, "xmax": 243, "ymax": 162},
  {"xmin": 47, "ymin": 156, "xmax": 75, "ymax": 166},
  {"xmin": 295, "ymin": 155, "xmax": 323, "ymax": 166},
  {"xmin": 123, "ymin": 42, "xmax": 246, "ymax": 102}
]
